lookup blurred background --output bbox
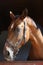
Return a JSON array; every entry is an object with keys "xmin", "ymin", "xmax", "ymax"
[{"xmin": 0, "ymin": 0, "xmax": 43, "ymax": 31}]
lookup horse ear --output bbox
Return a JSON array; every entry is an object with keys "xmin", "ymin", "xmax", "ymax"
[
  {"xmin": 10, "ymin": 11, "xmax": 15, "ymax": 20},
  {"xmin": 20, "ymin": 8, "xmax": 28, "ymax": 19}
]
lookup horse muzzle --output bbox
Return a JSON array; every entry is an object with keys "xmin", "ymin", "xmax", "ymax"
[{"xmin": 3, "ymin": 41, "xmax": 19, "ymax": 61}]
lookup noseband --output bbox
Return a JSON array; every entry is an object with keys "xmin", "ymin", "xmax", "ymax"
[{"xmin": 6, "ymin": 21, "xmax": 26, "ymax": 60}]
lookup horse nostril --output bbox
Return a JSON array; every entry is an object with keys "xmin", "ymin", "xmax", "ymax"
[{"xmin": 7, "ymin": 51, "xmax": 10, "ymax": 56}]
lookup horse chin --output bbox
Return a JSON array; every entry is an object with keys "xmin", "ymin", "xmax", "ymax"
[
  {"xmin": 4, "ymin": 53, "xmax": 16, "ymax": 61},
  {"xmin": 5, "ymin": 57, "xmax": 13, "ymax": 61},
  {"xmin": 4, "ymin": 53, "xmax": 18, "ymax": 61}
]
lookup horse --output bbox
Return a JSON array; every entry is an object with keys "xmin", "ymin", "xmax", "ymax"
[{"xmin": 3, "ymin": 9, "xmax": 43, "ymax": 61}]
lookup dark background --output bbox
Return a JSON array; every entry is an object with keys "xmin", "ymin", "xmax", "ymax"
[
  {"xmin": 0, "ymin": 0, "xmax": 43, "ymax": 31},
  {"xmin": 0, "ymin": 0, "xmax": 43, "ymax": 61}
]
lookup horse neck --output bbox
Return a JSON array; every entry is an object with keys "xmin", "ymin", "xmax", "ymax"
[{"xmin": 29, "ymin": 27, "xmax": 43, "ymax": 50}]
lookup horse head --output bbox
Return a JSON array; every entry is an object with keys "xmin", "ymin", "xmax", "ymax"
[
  {"xmin": 3, "ymin": 9, "xmax": 30, "ymax": 61},
  {"xmin": 3, "ymin": 8, "xmax": 41, "ymax": 61}
]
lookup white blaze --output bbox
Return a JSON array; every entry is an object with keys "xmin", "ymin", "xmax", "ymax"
[
  {"xmin": 11, "ymin": 23, "xmax": 14, "ymax": 29},
  {"xmin": 6, "ymin": 46, "xmax": 14, "ymax": 60}
]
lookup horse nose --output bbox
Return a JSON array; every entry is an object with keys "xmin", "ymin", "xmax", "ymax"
[
  {"xmin": 6, "ymin": 50, "xmax": 10, "ymax": 56},
  {"xmin": 3, "ymin": 49, "xmax": 10, "ymax": 57},
  {"xmin": 3, "ymin": 46, "xmax": 10, "ymax": 56}
]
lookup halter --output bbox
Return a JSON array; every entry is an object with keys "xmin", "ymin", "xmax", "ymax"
[{"xmin": 6, "ymin": 21, "xmax": 26, "ymax": 60}]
